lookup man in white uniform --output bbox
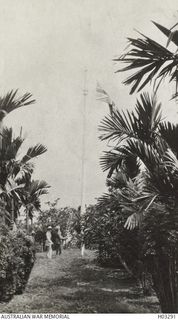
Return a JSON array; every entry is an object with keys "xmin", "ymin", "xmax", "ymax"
[{"xmin": 45, "ymin": 226, "xmax": 53, "ymax": 259}]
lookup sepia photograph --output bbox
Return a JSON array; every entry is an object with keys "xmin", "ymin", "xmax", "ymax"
[{"xmin": 0, "ymin": 0, "xmax": 177, "ymax": 315}]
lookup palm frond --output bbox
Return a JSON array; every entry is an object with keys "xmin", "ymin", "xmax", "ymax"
[
  {"xmin": 164, "ymin": 149, "xmax": 178, "ymax": 172},
  {"xmin": 96, "ymin": 83, "xmax": 116, "ymax": 115},
  {"xmin": 14, "ymin": 162, "xmax": 34, "ymax": 183},
  {"xmin": 100, "ymin": 150, "xmax": 123, "ymax": 173},
  {"xmin": 124, "ymin": 194, "xmax": 158, "ymax": 230},
  {"xmin": 0, "ymin": 90, "xmax": 35, "ymax": 116},
  {"xmin": 136, "ymin": 93, "xmax": 162, "ymax": 128},
  {"xmin": 99, "ymin": 93, "xmax": 162, "ymax": 144},
  {"xmin": 106, "ymin": 171, "xmax": 129, "ymax": 189},
  {"xmin": 101, "ymin": 148, "xmax": 140, "ymax": 179},
  {"xmin": 0, "ymin": 127, "xmax": 24, "ymax": 161},
  {"xmin": 26, "ymin": 198, "xmax": 41, "ymax": 212},
  {"xmin": 125, "ymin": 139, "xmax": 161, "ymax": 172},
  {"xmin": 122, "ymin": 154, "xmax": 140, "ymax": 178},
  {"xmin": 115, "ymin": 28, "xmax": 178, "ymax": 95},
  {"xmin": 0, "ymin": 177, "xmax": 25, "ymax": 200},
  {"xmin": 99, "ymin": 109, "xmax": 134, "ymax": 142},
  {"xmin": 31, "ymin": 197, "xmax": 41, "ymax": 211},
  {"xmin": 126, "ymin": 139, "xmax": 178, "ymax": 196},
  {"xmin": 159, "ymin": 121, "xmax": 178, "ymax": 157},
  {"xmin": 28, "ymin": 180, "xmax": 50, "ymax": 197},
  {"xmin": 124, "ymin": 212, "xmax": 143, "ymax": 230},
  {"xmin": 97, "ymin": 192, "xmax": 120, "ymax": 208},
  {"xmin": 22, "ymin": 180, "xmax": 50, "ymax": 213},
  {"xmin": 152, "ymin": 21, "xmax": 178, "ymax": 47},
  {"xmin": 22, "ymin": 144, "xmax": 47, "ymax": 163},
  {"xmin": 133, "ymin": 171, "xmax": 147, "ymax": 191},
  {"xmin": 96, "ymin": 83, "xmax": 112, "ymax": 105}
]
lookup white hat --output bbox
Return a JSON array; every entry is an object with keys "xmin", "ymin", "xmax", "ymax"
[{"xmin": 47, "ymin": 226, "xmax": 52, "ymax": 229}]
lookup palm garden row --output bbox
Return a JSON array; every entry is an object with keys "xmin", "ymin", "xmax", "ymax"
[
  {"xmin": 0, "ymin": 90, "xmax": 49, "ymax": 301},
  {"xmin": 85, "ymin": 21, "xmax": 178, "ymax": 313}
]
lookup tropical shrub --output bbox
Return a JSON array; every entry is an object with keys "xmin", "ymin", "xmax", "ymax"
[
  {"xmin": 84, "ymin": 204, "xmax": 140, "ymax": 271},
  {"xmin": 36, "ymin": 200, "xmax": 79, "ymax": 250},
  {"xmin": 0, "ymin": 225, "xmax": 35, "ymax": 301},
  {"xmin": 37, "ymin": 200, "xmax": 70, "ymax": 234}
]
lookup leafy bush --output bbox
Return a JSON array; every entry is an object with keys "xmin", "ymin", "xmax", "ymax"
[
  {"xmin": 0, "ymin": 225, "xmax": 35, "ymax": 301},
  {"xmin": 36, "ymin": 201, "xmax": 81, "ymax": 250},
  {"xmin": 84, "ymin": 203, "xmax": 153, "ymax": 296},
  {"xmin": 84, "ymin": 204, "xmax": 140, "ymax": 270}
]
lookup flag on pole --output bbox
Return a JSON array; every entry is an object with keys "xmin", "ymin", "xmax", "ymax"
[
  {"xmin": 96, "ymin": 82, "xmax": 116, "ymax": 115},
  {"xmin": 96, "ymin": 82, "xmax": 112, "ymax": 104}
]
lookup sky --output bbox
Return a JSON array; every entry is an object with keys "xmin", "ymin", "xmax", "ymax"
[{"xmin": 1, "ymin": 0, "xmax": 178, "ymax": 208}]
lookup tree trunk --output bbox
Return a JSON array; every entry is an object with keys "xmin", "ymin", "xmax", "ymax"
[
  {"xmin": 117, "ymin": 252, "xmax": 133, "ymax": 276},
  {"xmin": 150, "ymin": 253, "xmax": 178, "ymax": 313},
  {"xmin": 81, "ymin": 242, "xmax": 85, "ymax": 257},
  {"xmin": 0, "ymin": 201, "xmax": 5, "ymax": 224},
  {"xmin": 26, "ymin": 210, "xmax": 29, "ymax": 232},
  {"xmin": 31, "ymin": 217, "xmax": 33, "ymax": 229},
  {"xmin": 10, "ymin": 198, "xmax": 14, "ymax": 229},
  {"xmin": 0, "ymin": 120, "xmax": 3, "ymax": 150}
]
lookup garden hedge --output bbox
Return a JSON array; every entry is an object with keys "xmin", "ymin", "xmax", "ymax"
[{"xmin": 0, "ymin": 225, "xmax": 35, "ymax": 301}]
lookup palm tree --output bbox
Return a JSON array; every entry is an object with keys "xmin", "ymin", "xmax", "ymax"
[
  {"xmin": 23, "ymin": 180, "xmax": 50, "ymax": 231},
  {"xmin": 98, "ymin": 20, "xmax": 178, "ymax": 312},
  {"xmin": 99, "ymin": 91, "xmax": 178, "ymax": 312},
  {"xmin": 0, "ymin": 89, "xmax": 36, "ymax": 224},
  {"xmin": 0, "ymin": 127, "xmax": 47, "ymax": 227}
]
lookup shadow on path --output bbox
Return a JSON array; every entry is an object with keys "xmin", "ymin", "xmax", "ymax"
[{"xmin": 0, "ymin": 249, "xmax": 160, "ymax": 313}]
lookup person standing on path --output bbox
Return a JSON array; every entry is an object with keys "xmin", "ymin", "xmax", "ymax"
[
  {"xmin": 52, "ymin": 226, "xmax": 62, "ymax": 255},
  {"xmin": 45, "ymin": 226, "xmax": 53, "ymax": 259},
  {"xmin": 53, "ymin": 225, "xmax": 67, "ymax": 255}
]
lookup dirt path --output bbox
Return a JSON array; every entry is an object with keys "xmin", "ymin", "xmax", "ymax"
[{"xmin": 0, "ymin": 249, "xmax": 160, "ymax": 313}]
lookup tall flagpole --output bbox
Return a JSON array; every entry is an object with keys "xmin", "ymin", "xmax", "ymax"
[{"xmin": 81, "ymin": 69, "xmax": 88, "ymax": 257}]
